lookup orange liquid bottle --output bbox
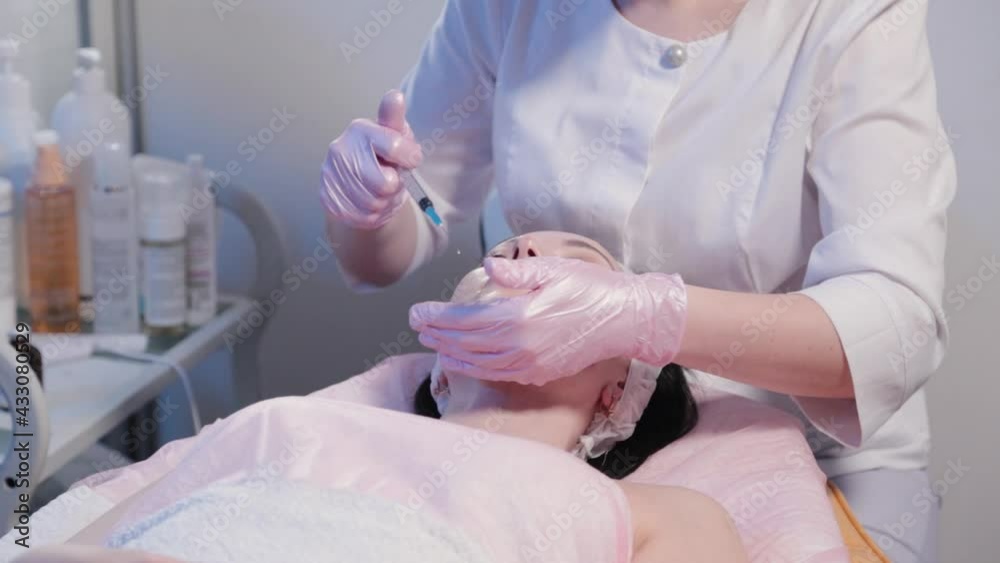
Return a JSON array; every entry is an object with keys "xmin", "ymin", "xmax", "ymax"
[{"xmin": 25, "ymin": 131, "xmax": 80, "ymax": 332}]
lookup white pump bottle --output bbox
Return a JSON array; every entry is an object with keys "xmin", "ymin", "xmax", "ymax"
[
  {"xmin": 0, "ymin": 39, "xmax": 39, "ymax": 311},
  {"xmin": 51, "ymin": 48, "xmax": 134, "ymax": 303}
]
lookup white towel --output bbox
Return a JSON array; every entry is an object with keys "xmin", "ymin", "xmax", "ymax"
[
  {"xmin": 106, "ymin": 478, "xmax": 495, "ymax": 563},
  {"xmin": 0, "ymin": 486, "xmax": 116, "ymax": 562}
]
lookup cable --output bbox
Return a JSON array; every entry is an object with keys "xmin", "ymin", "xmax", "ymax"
[{"xmin": 94, "ymin": 346, "xmax": 203, "ymax": 433}]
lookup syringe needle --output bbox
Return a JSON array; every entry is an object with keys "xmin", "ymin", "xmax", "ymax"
[{"xmin": 400, "ymin": 169, "xmax": 443, "ymax": 227}]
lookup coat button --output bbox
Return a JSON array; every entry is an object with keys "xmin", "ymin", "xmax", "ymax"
[{"xmin": 663, "ymin": 44, "xmax": 687, "ymax": 68}]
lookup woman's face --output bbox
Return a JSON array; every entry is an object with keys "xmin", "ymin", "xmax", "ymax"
[
  {"xmin": 450, "ymin": 231, "xmax": 620, "ymax": 304},
  {"xmin": 443, "ymin": 231, "xmax": 628, "ymax": 412},
  {"xmin": 485, "ymin": 231, "xmax": 618, "ymax": 269}
]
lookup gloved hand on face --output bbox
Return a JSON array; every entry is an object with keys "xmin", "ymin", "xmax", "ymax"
[{"xmin": 409, "ymin": 232, "xmax": 688, "ymax": 385}]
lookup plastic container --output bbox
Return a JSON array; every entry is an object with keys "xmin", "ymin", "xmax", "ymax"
[
  {"xmin": 185, "ymin": 155, "xmax": 218, "ymax": 326},
  {"xmin": 51, "ymin": 48, "xmax": 134, "ymax": 303},
  {"xmin": 88, "ymin": 142, "xmax": 141, "ymax": 333},
  {"xmin": 139, "ymin": 172, "xmax": 187, "ymax": 335},
  {"xmin": 0, "ymin": 40, "xmax": 39, "ymax": 312},
  {"xmin": 26, "ymin": 131, "xmax": 80, "ymax": 333},
  {"xmin": 0, "ymin": 178, "xmax": 15, "ymax": 330}
]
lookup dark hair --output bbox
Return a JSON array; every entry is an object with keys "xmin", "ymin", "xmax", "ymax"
[{"xmin": 413, "ymin": 364, "xmax": 698, "ymax": 479}]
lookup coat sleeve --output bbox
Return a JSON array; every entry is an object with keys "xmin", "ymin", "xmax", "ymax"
[
  {"xmin": 792, "ymin": 0, "xmax": 957, "ymax": 447},
  {"xmin": 400, "ymin": 0, "xmax": 511, "ymax": 273}
]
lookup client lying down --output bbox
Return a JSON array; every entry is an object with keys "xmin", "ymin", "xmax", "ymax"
[{"xmin": 18, "ymin": 232, "xmax": 748, "ymax": 563}]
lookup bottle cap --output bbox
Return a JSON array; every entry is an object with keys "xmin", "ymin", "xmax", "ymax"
[
  {"xmin": 74, "ymin": 47, "xmax": 107, "ymax": 94},
  {"xmin": 138, "ymin": 171, "xmax": 185, "ymax": 242},
  {"xmin": 34, "ymin": 129, "xmax": 60, "ymax": 147},
  {"xmin": 186, "ymin": 153, "xmax": 214, "ymax": 198},
  {"xmin": 31, "ymin": 131, "xmax": 68, "ymax": 187},
  {"xmin": 0, "ymin": 177, "xmax": 12, "ymax": 213},
  {"xmin": 77, "ymin": 48, "xmax": 102, "ymax": 69}
]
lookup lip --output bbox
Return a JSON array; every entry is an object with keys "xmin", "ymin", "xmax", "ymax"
[{"xmin": 451, "ymin": 267, "xmax": 530, "ymax": 304}]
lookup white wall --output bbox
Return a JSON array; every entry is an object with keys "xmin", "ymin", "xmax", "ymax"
[
  {"xmin": 923, "ymin": 0, "xmax": 1000, "ymax": 560},
  {"xmin": 129, "ymin": 1, "xmax": 996, "ymax": 561},
  {"xmin": 131, "ymin": 0, "xmax": 478, "ymax": 417}
]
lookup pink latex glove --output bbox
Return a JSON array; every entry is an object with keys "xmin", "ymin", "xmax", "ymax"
[
  {"xmin": 319, "ymin": 89, "xmax": 423, "ymax": 229},
  {"xmin": 409, "ymin": 256, "xmax": 688, "ymax": 384}
]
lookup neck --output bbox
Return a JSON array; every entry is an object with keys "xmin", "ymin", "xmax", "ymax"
[{"xmin": 441, "ymin": 379, "xmax": 597, "ymax": 452}]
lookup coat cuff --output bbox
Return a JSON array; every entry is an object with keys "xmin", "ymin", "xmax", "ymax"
[
  {"xmin": 792, "ymin": 274, "xmax": 908, "ymax": 448},
  {"xmin": 335, "ymin": 197, "xmax": 440, "ymax": 293}
]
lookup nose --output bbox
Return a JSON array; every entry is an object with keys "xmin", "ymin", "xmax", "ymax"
[{"xmin": 511, "ymin": 237, "xmax": 538, "ymax": 260}]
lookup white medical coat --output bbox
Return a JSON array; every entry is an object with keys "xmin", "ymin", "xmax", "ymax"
[{"xmin": 392, "ymin": 0, "xmax": 956, "ymax": 477}]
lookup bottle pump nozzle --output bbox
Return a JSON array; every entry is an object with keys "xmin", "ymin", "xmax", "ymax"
[
  {"xmin": 76, "ymin": 47, "xmax": 101, "ymax": 70},
  {"xmin": 0, "ymin": 40, "xmax": 19, "ymax": 75},
  {"xmin": 0, "ymin": 39, "xmax": 32, "ymax": 112}
]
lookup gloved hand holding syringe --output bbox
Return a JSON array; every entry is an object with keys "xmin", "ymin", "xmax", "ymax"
[{"xmin": 319, "ymin": 89, "xmax": 443, "ymax": 230}]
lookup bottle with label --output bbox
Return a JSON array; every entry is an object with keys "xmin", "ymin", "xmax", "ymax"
[
  {"xmin": 0, "ymin": 178, "xmax": 15, "ymax": 330},
  {"xmin": 139, "ymin": 173, "xmax": 186, "ymax": 335},
  {"xmin": 51, "ymin": 48, "xmax": 134, "ymax": 305},
  {"xmin": 185, "ymin": 154, "xmax": 218, "ymax": 326},
  {"xmin": 25, "ymin": 131, "xmax": 80, "ymax": 333},
  {"xmin": 0, "ymin": 40, "xmax": 39, "ymax": 312},
  {"xmin": 89, "ymin": 142, "xmax": 140, "ymax": 333}
]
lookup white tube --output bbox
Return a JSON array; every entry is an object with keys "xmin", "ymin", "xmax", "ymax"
[
  {"xmin": 139, "ymin": 173, "xmax": 187, "ymax": 334},
  {"xmin": 51, "ymin": 47, "xmax": 134, "ymax": 303},
  {"xmin": 0, "ymin": 177, "xmax": 15, "ymax": 330},
  {"xmin": 89, "ymin": 142, "xmax": 141, "ymax": 333},
  {"xmin": 0, "ymin": 40, "xmax": 38, "ymax": 312},
  {"xmin": 185, "ymin": 155, "xmax": 217, "ymax": 326}
]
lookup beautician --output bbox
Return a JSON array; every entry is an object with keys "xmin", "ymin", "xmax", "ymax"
[{"xmin": 319, "ymin": 1, "xmax": 956, "ymax": 561}]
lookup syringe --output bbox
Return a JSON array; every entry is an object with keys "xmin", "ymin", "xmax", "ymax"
[{"xmin": 400, "ymin": 168, "xmax": 443, "ymax": 227}]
